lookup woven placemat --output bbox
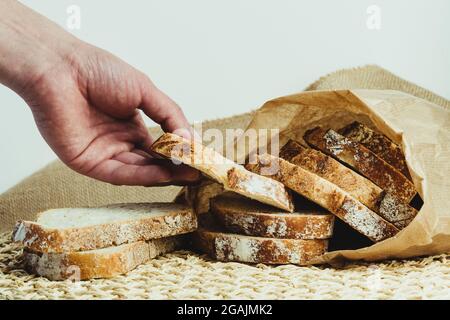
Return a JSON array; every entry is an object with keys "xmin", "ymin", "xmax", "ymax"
[{"xmin": 1, "ymin": 232, "xmax": 449, "ymax": 300}]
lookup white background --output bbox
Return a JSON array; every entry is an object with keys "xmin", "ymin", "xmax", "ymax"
[{"xmin": 1, "ymin": 0, "xmax": 449, "ymax": 193}]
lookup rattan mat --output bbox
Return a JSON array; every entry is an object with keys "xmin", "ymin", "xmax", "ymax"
[{"xmin": 1, "ymin": 232, "xmax": 449, "ymax": 299}]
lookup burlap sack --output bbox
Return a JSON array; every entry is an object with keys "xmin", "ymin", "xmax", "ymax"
[{"xmin": 1, "ymin": 64, "xmax": 449, "ymax": 235}]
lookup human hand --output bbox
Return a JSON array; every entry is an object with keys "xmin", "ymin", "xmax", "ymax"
[{"xmin": 0, "ymin": 0, "xmax": 200, "ymax": 186}]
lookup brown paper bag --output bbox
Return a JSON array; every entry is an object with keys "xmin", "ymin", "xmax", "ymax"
[{"xmin": 191, "ymin": 89, "xmax": 450, "ymax": 264}]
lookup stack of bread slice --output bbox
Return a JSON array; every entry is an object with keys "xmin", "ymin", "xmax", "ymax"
[
  {"xmin": 151, "ymin": 134, "xmax": 335, "ymax": 265},
  {"xmin": 194, "ymin": 194, "xmax": 334, "ymax": 265},
  {"xmin": 12, "ymin": 203, "xmax": 197, "ymax": 280},
  {"xmin": 302, "ymin": 125, "xmax": 418, "ymax": 228},
  {"xmin": 152, "ymin": 121, "xmax": 418, "ymax": 264}
]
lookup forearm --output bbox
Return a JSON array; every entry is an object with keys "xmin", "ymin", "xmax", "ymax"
[{"xmin": 0, "ymin": 0, "xmax": 78, "ymax": 95}]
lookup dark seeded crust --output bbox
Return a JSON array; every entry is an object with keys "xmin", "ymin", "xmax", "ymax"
[
  {"xmin": 280, "ymin": 140, "xmax": 417, "ymax": 229},
  {"xmin": 23, "ymin": 236, "xmax": 184, "ymax": 281},
  {"xmin": 280, "ymin": 140, "xmax": 384, "ymax": 211},
  {"xmin": 210, "ymin": 194, "xmax": 334, "ymax": 239},
  {"xmin": 192, "ymin": 227, "xmax": 328, "ymax": 265},
  {"xmin": 303, "ymin": 128, "xmax": 416, "ymax": 203},
  {"xmin": 13, "ymin": 206, "xmax": 197, "ymax": 253},
  {"xmin": 339, "ymin": 122, "xmax": 412, "ymax": 180},
  {"xmin": 246, "ymin": 154, "xmax": 399, "ymax": 242},
  {"xmin": 378, "ymin": 193, "xmax": 418, "ymax": 229}
]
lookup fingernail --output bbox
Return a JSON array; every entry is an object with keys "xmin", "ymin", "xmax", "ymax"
[
  {"xmin": 173, "ymin": 128, "xmax": 192, "ymax": 140},
  {"xmin": 174, "ymin": 127, "xmax": 202, "ymax": 142}
]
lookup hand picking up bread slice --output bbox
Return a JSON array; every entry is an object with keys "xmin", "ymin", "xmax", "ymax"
[
  {"xmin": 303, "ymin": 127, "xmax": 416, "ymax": 203},
  {"xmin": 211, "ymin": 193, "xmax": 334, "ymax": 239},
  {"xmin": 339, "ymin": 121, "xmax": 412, "ymax": 180},
  {"xmin": 280, "ymin": 139, "xmax": 417, "ymax": 229},
  {"xmin": 24, "ymin": 235, "xmax": 185, "ymax": 281},
  {"xmin": 13, "ymin": 203, "xmax": 197, "ymax": 253},
  {"xmin": 246, "ymin": 154, "xmax": 399, "ymax": 242},
  {"xmin": 150, "ymin": 133, "xmax": 293, "ymax": 212},
  {"xmin": 193, "ymin": 215, "xmax": 328, "ymax": 265}
]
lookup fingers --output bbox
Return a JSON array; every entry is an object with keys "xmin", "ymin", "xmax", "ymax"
[
  {"xmin": 166, "ymin": 163, "xmax": 203, "ymax": 186},
  {"xmin": 87, "ymin": 158, "xmax": 200, "ymax": 186},
  {"xmin": 112, "ymin": 150, "xmax": 154, "ymax": 166},
  {"xmin": 138, "ymin": 75, "xmax": 193, "ymax": 139},
  {"xmin": 130, "ymin": 113, "xmax": 155, "ymax": 150}
]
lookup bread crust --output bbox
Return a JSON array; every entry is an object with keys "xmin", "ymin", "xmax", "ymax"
[
  {"xmin": 280, "ymin": 140, "xmax": 417, "ymax": 229},
  {"xmin": 304, "ymin": 128, "xmax": 416, "ymax": 203},
  {"xmin": 211, "ymin": 194, "xmax": 334, "ymax": 239},
  {"xmin": 226, "ymin": 167, "xmax": 294, "ymax": 212},
  {"xmin": 339, "ymin": 121, "xmax": 412, "ymax": 180},
  {"xmin": 151, "ymin": 133, "xmax": 293, "ymax": 212},
  {"xmin": 193, "ymin": 227, "xmax": 328, "ymax": 265},
  {"xmin": 23, "ymin": 236, "xmax": 185, "ymax": 281},
  {"xmin": 246, "ymin": 154, "xmax": 399, "ymax": 242},
  {"xmin": 280, "ymin": 140, "xmax": 383, "ymax": 211},
  {"xmin": 13, "ymin": 204, "xmax": 197, "ymax": 253},
  {"xmin": 378, "ymin": 193, "xmax": 418, "ymax": 229},
  {"xmin": 189, "ymin": 180, "xmax": 224, "ymax": 215}
]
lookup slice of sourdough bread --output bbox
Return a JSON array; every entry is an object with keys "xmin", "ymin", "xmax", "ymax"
[
  {"xmin": 13, "ymin": 203, "xmax": 197, "ymax": 253},
  {"xmin": 303, "ymin": 127, "xmax": 416, "ymax": 203},
  {"xmin": 151, "ymin": 133, "xmax": 293, "ymax": 212},
  {"xmin": 246, "ymin": 154, "xmax": 399, "ymax": 242},
  {"xmin": 378, "ymin": 193, "xmax": 417, "ymax": 229},
  {"xmin": 211, "ymin": 193, "xmax": 334, "ymax": 239},
  {"xmin": 24, "ymin": 235, "xmax": 185, "ymax": 281},
  {"xmin": 280, "ymin": 139, "xmax": 384, "ymax": 211},
  {"xmin": 339, "ymin": 121, "xmax": 412, "ymax": 180},
  {"xmin": 280, "ymin": 139, "xmax": 417, "ymax": 229},
  {"xmin": 193, "ymin": 215, "xmax": 327, "ymax": 265}
]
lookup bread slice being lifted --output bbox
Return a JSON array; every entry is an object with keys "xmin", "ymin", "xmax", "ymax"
[
  {"xmin": 246, "ymin": 154, "xmax": 399, "ymax": 242},
  {"xmin": 280, "ymin": 139, "xmax": 417, "ymax": 229},
  {"xmin": 13, "ymin": 203, "xmax": 197, "ymax": 253},
  {"xmin": 24, "ymin": 235, "xmax": 185, "ymax": 281},
  {"xmin": 211, "ymin": 193, "xmax": 334, "ymax": 239},
  {"xmin": 150, "ymin": 133, "xmax": 294, "ymax": 212}
]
